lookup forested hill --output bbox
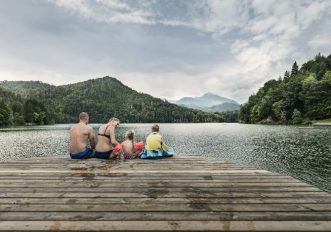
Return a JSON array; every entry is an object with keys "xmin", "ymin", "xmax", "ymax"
[
  {"xmin": 0, "ymin": 77, "xmax": 237, "ymax": 126},
  {"xmin": 239, "ymin": 54, "xmax": 331, "ymax": 124}
]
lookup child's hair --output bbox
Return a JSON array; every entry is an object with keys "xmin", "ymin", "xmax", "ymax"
[
  {"xmin": 152, "ymin": 124, "xmax": 159, "ymax": 132},
  {"xmin": 125, "ymin": 130, "xmax": 135, "ymax": 141},
  {"xmin": 125, "ymin": 130, "xmax": 136, "ymax": 152}
]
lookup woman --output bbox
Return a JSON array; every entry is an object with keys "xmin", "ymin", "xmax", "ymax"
[{"xmin": 95, "ymin": 117, "xmax": 120, "ymax": 159}]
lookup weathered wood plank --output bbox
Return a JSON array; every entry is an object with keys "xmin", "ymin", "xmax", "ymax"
[
  {"xmin": 0, "ymin": 161, "xmax": 240, "ymax": 165},
  {"xmin": 1, "ymin": 191, "xmax": 329, "ymax": 198},
  {"xmin": 0, "ymin": 182, "xmax": 312, "ymax": 188},
  {"xmin": 0, "ymin": 165, "xmax": 243, "ymax": 168},
  {"xmin": 0, "ymin": 186, "xmax": 321, "ymax": 193},
  {"xmin": 0, "ymin": 173, "xmax": 283, "ymax": 177},
  {"xmin": 0, "ymin": 178, "xmax": 303, "ymax": 183},
  {"xmin": 1, "ymin": 212, "xmax": 331, "ymax": 221},
  {"xmin": 0, "ymin": 221, "xmax": 331, "ymax": 231},
  {"xmin": 2, "ymin": 203, "xmax": 330, "ymax": 212},
  {"xmin": 1, "ymin": 196, "xmax": 331, "ymax": 204},
  {"xmin": 0, "ymin": 169, "xmax": 272, "ymax": 174}
]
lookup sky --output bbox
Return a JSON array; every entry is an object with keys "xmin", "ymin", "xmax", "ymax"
[{"xmin": 0, "ymin": 0, "xmax": 330, "ymax": 103}]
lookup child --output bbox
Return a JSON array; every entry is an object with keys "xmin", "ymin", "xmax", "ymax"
[
  {"xmin": 141, "ymin": 124, "xmax": 174, "ymax": 159},
  {"xmin": 145, "ymin": 124, "xmax": 169, "ymax": 151},
  {"xmin": 121, "ymin": 130, "xmax": 142, "ymax": 159}
]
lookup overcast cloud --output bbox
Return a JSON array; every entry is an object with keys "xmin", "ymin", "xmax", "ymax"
[{"xmin": 0, "ymin": 0, "xmax": 330, "ymax": 103}]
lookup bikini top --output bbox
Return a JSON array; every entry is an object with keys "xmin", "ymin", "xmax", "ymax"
[{"xmin": 98, "ymin": 125, "xmax": 111, "ymax": 139}]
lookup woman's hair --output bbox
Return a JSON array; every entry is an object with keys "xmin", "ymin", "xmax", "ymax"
[
  {"xmin": 109, "ymin": 117, "xmax": 120, "ymax": 123},
  {"xmin": 125, "ymin": 130, "xmax": 135, "ymax": 141}
]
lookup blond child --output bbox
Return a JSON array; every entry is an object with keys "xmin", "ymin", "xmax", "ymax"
[{"xmin": 121, "ymin": 130, "xmax": 141, "ymax": 159}]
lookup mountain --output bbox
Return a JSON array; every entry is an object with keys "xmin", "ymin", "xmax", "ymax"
[
  {"xmin": 0, "ymin": 81, "xmax": 56, "ymax": 98},
  {"xmin": 0, "ymin": 85, "xmax": 53, "ymax": 126},
  {"xmin": 208, "ymin": 102, "xmax": 241, "ymax": 112},
  {"xmin": 175, "ymin": 92, "xmax": 240, "ymax": 112},
  {"xmin": 239, "ymin": 54, "xmax": 331, "ymax": 124},
  {"xmin": 0, "ymin": 77, "xmax": 239, "ymax": 125}
]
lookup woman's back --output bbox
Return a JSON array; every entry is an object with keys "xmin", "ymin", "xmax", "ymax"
[{"xmin": 96, "ymin": 124, "xmax": 112, "ymax": 152}]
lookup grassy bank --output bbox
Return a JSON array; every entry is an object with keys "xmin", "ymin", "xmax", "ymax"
[{"xmin": 313, "ymin": 118, "xmax": 331, "ymax": 123}]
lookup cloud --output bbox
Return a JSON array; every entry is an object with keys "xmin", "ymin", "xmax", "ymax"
[
  {"xmin": 0, "ymin": 0, "xmax": 330, "ymax": 104},
  {"xmin": 50, "ymin": 0, "xmax": 252, "ymax": 34},
  {"xmin": 219, "ymin": 0, "xmax": 331, "ymax": 102},
  {"xmin": 308, "ymin": 19, "xmax": 331, "ymax": 50},
  {"xmin": 52, "ymin": 0, "xmax": 156, "ymax": 24},
  {"xmin": 309, "ymin": 34, "xmax": 330, "ymax": 49}
]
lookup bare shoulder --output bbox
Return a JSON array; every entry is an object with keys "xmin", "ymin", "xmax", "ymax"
[
  {"xmin": 86, "ymin": 125, "xmax": 94, "ymax": 132},
  {"xmin": 108, "ymin": 125, "xmax": 115, "ymax": 132},
  {"xmin": 70, "ymin": 124, "xmax": 77, "ymax": 131}
]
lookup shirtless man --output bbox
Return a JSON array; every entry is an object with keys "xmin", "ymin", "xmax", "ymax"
[
  {"xmin": 69, "ymin": 112, "xmax": 95, "ymax": 159},
  {"xmin": 94, "ymin": 117, "xmax": 120, "ymax": 159}
]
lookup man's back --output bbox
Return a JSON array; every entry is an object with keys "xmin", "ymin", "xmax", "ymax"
[{"xmin": 69, "ymin": 123, "xmax": 92, "ymax": 153}]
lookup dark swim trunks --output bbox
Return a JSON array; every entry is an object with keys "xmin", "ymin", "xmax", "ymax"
[
  {"xmin": 94, "ymin": 150, "xmax": 113, "ymax": 159},
  {"xmin": 70, "ymin": 147, "xmax": 94, "ymax": 159}
]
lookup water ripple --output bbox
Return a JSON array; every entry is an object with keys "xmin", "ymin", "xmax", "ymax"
[{"xmin": 0, "ymin": 123, "xmax": 330, "ymax": 191}]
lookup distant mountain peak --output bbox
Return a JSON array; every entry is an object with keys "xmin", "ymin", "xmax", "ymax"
[
  {"xmin": 202, "ymin": 92, "xmax": 218, "ymax": 97},
  {"xmin": 175, "ymin": 92, "xmax": 240, "ymax": 112}
]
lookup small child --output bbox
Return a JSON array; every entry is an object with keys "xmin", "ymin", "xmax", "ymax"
[
  {"xmin": 145, "ymin": 124, "xmax": 169, "ymax": 151},
  {"xmin": 121, "ymin": 130, "xmax": 141, "ymax": 159},
  {"xmin": 141, "ymin": 124, "xmax": 174, "ymax": 159}
]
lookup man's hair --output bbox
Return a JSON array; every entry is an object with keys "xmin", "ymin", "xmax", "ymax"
[
  {"xmin": 79, "ymin": 112, "xmax": 89, "ymax": 120},
  {"xmin": 109, "ymin": 117, "xmax": 120, "ymax": 123},
  {"xmin": 152, "ymin": 124, "xmax": 159, "ymax": 132}
]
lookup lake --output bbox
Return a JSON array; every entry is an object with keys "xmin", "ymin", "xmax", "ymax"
[{"xmin": 0, "ymin": 123, "xmax": 330, "ymax": 191}]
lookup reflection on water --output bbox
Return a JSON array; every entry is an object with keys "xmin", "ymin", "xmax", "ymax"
[{"xmin": 0, "ymin": 123, "xmax": 330, "ymax": 191}]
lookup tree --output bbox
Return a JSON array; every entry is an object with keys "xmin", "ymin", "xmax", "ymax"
[
  {"xmin": 239, "ymin": 54, "xmax": 331, "ymax": 124},
  {"xmin": 284, "ymin": 71, "xmax": 290, "ymax": 82},
  {"xmin": 13, "ymin": 112, "xmax": 25, "ymax": 125},
  {"xmin": 292, "ymin": 109, "xmax": 302, "ymax": 124},
  {"xmin": 272, "ymin": 100, "xmax": 286, "ymax": 122},
  {"xmin": 0, "ymin": 101, "xmax": 12, "ymax": 126},
  {"xmin": 239, "ymin": 103, "xmax": 251, "ymax": 123},
  {"xmin": 301, "ymin": 71, "xmax": 331, "ymax": 119},
  {"xmin": 24, "ymin": 100, "xmax": 34, "ymax": 123},
  {"xmin": 23, "ymin": 99, "xmax": 50, "ymax": 124},
  {"xmin": 291, "ymin": 61, "xmax": 299, "ymax": 76}
]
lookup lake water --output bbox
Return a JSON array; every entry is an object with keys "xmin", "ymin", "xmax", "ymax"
[{"xmin": 0, "ymin": 123, "xmax": 330, "ymax": 191}]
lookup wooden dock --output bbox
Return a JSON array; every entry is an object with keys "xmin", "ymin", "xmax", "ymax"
[{"xmin": 0, "ymin": 155, "xmax": 330, "ymax": 231}]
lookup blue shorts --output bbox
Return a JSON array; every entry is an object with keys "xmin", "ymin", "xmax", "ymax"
[
  {"xmin": 70, "ymin": 148, "xmax": 94, "ymax": 159},
  {"xmin": 94, "ymin": 150, "xmax": 113, "ymax": 159}
]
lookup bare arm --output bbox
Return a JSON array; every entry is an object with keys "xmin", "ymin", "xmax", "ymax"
[
  {"xmin": 109, "ymin": 126, "xmax": 119, "ymax": 145},
  {"xmin": 88, "ymin": 127, "xmax": 95, "ymax": 149}
]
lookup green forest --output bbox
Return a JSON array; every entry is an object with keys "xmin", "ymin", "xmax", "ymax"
[
  {"xmin": 239, "ymin": 54, "xmax": 331, "ymax": 124},
  {"xmin": 0, "ymin": 77, "xmax": 238, "ymax": 126},
  {"xmin": 1, "ymin": 54, "xmax": 329, "ymax": 126},
  {"xmin": 0, "ymin": 87, "xmax": 53, "ymax": 126}
]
